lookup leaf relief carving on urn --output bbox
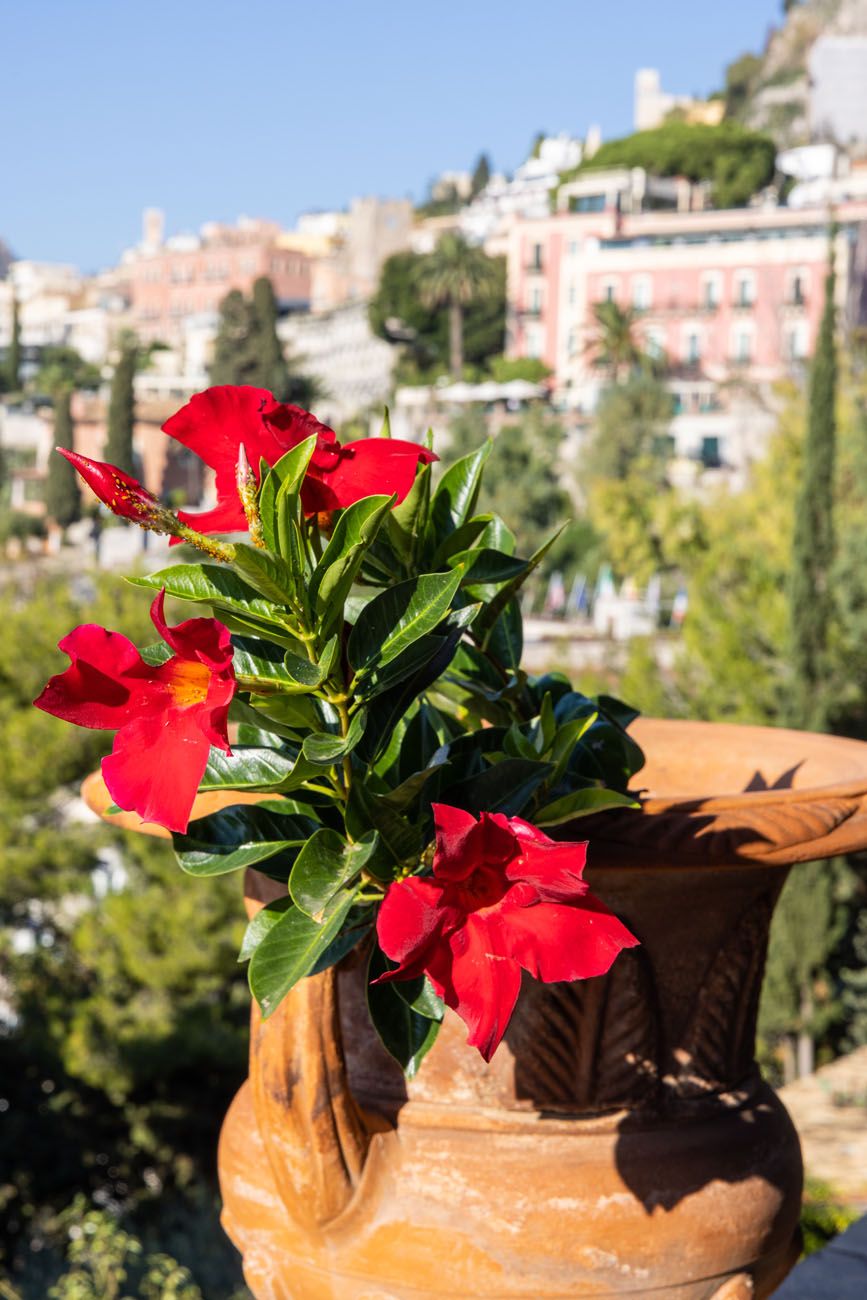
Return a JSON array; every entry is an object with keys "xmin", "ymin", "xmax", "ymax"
[
  {"xmin": 672, "ymin": 893, "xmax": 775, "ymax": 1099},
  {"xmin": 510, "ymin": 947, "xmax": 659, "ymax": 1111}
]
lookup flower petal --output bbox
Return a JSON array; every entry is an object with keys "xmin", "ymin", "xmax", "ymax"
[
  {"xmin": 376, "ymin": 876, "xmax": 451, "ymax": 976},
  {"xmin": 507, "ymin": 837, "xmax": 590, "ymax": 902},
  {"xmin": 101, "ymin": 709, "xmax": 213, "ymax": 833},
  {"xmin": 433, "ymin": 915, "xmax": 522, "ymax": 1062},
  {"xmin": 34, "ymin": 625, "xmax": 152, "ymax": 729},
  {"xmin": 301, "ymin": 438, "xmax": 435, "ymax": 514},
  {"xmin": 148, "ymin": 589, "xmax": 234, "ymax": 672},
  {"xmin": 493, "ymin": 890, "xmax": 639, "ymax": 983},
  {"xmin": 430, "ymin": 803, "xmax": 479, "ymax": 881}
]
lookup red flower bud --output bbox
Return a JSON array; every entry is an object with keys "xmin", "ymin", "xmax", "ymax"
[{"xmin": 58, "ymin": 448, "xmax": 164, "ymax": 524}]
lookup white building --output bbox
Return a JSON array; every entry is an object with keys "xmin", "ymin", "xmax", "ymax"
[
  {"xmin": 810, "ymin": 35, "xmax": 867, "ymax": 149},
  {"xmin": 278, "ymin": 301, "xmax": 396, "ymax": 425}
]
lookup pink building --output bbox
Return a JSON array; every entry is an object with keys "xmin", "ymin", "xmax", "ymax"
[
  {"xmin": 122, "ymin": 216, "xmax": 311, "ymax": 345},
  {"xmin": 507, "ymin": 191, "xmax": 867, "ymax": 414}
]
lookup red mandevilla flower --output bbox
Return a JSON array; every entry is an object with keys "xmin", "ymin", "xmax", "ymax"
[
  {"xmin": 375, "ymin": 804, "xmax": 639, "ymax": 1061},
  {"xmin": 34, "ymin": 590, "xmax": 236, "ymax": 833},
  {"xmin": 58, "ymin": 448, "xmax": 165, "ymax": 524},
  {"xmin": 162, "ymin": 385, "xmax": 436, "ymax": 537}
]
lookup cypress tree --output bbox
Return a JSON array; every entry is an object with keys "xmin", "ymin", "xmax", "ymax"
[
  {"xmin": 104, "ymin": 345, "xmax": 137, "ymax": 475},
  {"xmin": 251, "ymin": 276, "xmax": 291, "ymax": 399},
  {"xmin": 7, "ymin": 294, "xmax": 21, "ymax": 391},
  {"xmin": 788, "ymin": 256, "xmax": 837, "ymax": 730},
  {"xmin": 210, "ymin": 289, "xmax": 258, "ymax": 388},
  {"xmin": 471, "ymin": 153, "xmax": 491, "ymax": 198},
  {"xmin": 45, "ymin": 389, "xmax": 82, "ymax": 532}
]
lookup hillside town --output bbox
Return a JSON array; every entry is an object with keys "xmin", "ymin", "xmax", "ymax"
[{"xmin": 6, "ymin": 2, "xmax": 867, "ymax": 549}]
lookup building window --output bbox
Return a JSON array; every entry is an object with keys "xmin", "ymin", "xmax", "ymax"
[
  {"xmin": 530, "ymin": 242, "xmax": 543, "ymax": 271},
  {"xmin": 632, "ymin": 276, "xmax": 652, "ymax": 310},
  {"xmin": 734, "ymin": 272, "xmax": 755, "ymax": 308},
  {"xmin": 567, "ymin": 328, "xmax": 578, "ymax": 357},
  {"xmin": 733, "ymin": 327, "xmax": 753, "ymax": 363},
  {"xmin": 645, "ymin": 328, "xmax": 666, "ymax": 362},
  {"xmin": 529, "ymin": 286, "xmax": 543, "ymax": 314},
  {"xmin": 789, "ymin": 270, "xmax": 808, "ymax": 307},
  {"xmin": 568, "ymin": 240, "xmax": 580, "ymax": 256},
  {"xmin": 526, "ymin": 326, "xmax": 543, "ymax": 359},
  {"xmin": 568, "ymin": 281, "xmax": 577, "ymax": 306},
  {"xmin": 600, "ymin": 279, "xmax": 618, "ymax": 304},
  {"xmin": 786, "ymin": 322, "xmax": 809, "ymax": 360},
  {"xmin": 684, "ymin": 329, "xmax": 701, "ymax": 365},
  {"xmin": 701, "ymin": 273, "xmax": 721, "ymax": 309}
]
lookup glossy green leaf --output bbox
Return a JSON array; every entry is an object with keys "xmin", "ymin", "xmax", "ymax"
[
  {"xmin": 429, "ymin": 441, "xmax": 491, "ymax": 540},
  {"xmin": 349, "ymin": 570, "xmax": 463, "ymax": 674},
  {"xmin": 309, "ymin": 495, "xmax": 394, "ymax": 609},
  {"xmin": 232, "ymin": 636, "xmax": 309, "ymax": 692},
  {"xmin": 534, "ymin": 787, "xmax": 640, "ymax": 826},
  {"xmin": 139, "ymin": 642, "xmax": 173, "ymax": 667},
  {"xmin": 367, "ymin": 947, "xmax": 441, "ymax": 1076},
  {"xmin": 391, "ymin": 972, "xmax": 445, "ymax": 1022},
  {"xmin": 173, "ymin": 805, "xmax": 315, "ymax": 876},
  {"xmin": 282, "ymin": 650, "xmax": 326, "ymax": 690},
  {"xmin": 232, "ymin": 543, "xmax": 296, "ymax": 605},
  {"xmin": 238, "ymin": 895, "xmax": 293, "ymax": 962},
  {"xmin": 450, "ymin": 548, "xmax": 528, "ymax": 587},
  {"xmin": 129, "ymin": 564, "xmax": 287, "ymax": 628},
  {"xmin": 258, "ymin": 435, "xmax": 318, "ymax": 551},
  {"xmin": 475, "ymin": 524, "xmax": 566, "ymax": 641},
  {"xmin": 289, "ymin": 829, "xmax": 377, "ymax": 918},
  {"xmin": 250, "ymin": 887, "xmax": 360, "ymax": 1018},
  {"xmin": 442, "ymin": 757, "xmax": 552, "ymax": 818},
  {"xmin": 200, "ymin": 746, "xmax": 315, "ymax": 791},
  {"xmin": 301, "ymin": 709, "xmax": 367, "ymax": 765}
]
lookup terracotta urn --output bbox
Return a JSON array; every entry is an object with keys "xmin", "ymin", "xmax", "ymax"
[{"xmin": 84, "ymin": 719, "xmax": 867, "ymax": 1298}]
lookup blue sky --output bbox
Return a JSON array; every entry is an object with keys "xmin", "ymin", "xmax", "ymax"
[{"xmin": 2, "ymin": 0, "xmax": 782, "ymax": 270}]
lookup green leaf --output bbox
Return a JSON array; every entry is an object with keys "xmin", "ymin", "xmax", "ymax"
[
  {"xmin": 379, "ymin": 406, "xmax": 391, "ymax": 438},
  {"xmin": 232, "ymin": 636, "xmax": 309, "ymax": 692},
  {"xmin": 200, "ymin": 746, "xmax": 315, "ymax": 792},
  {"xmin": 391, "ymin": 972, "xmax": 445, "ymax": 1022},
  {"xmin": 484, "ymin": 597, "xmax": 523, "ymax": 673},
  {"xmin": 476, "ymin": 524, "xmax": 566, "ymax": 641},
  {"xmin": 289, "ymin": 828, "xmax": 376, "ymax": 918},
  {"xmin": 309, "ymin": 495, "xmax": 394, "ymax": 610},
  {"xmin": 301, "ymin": 709, "xmax": 367, "ymax": 764},
  {"xmin": 349, "ymin": 570, "xmax": 463, "ymax": 675},
  {"xmin": 258, "ymin": 435, "xmax": 318, "ymax": 552},
  {"xmin": 239, "ymin": 895, "xmax": 293, "ymax": 961},
  {"xmin": 129, "ymin": 564, "xmax": 287, "ymax": 628},
  {"xmin": 442, "ymin": 757, "xmax": 552, "ymax": 818},
  {"xmin": 232, "ymin": 543, "xmax": 296, "ymax": 605},
  {"xmin": 173, "ymin": 805, "xmax": 316, "ymax": 877},
  {"xmin": 429, "ymin": 441, "xmax": 491, "ymax": 539},
  {"xmin": 367, "ymin": 947, "xmax": 441, "ymax": 1076},
  {"xmin": 250, "ymin": 887, "xmax": 360, "ymax": 1018},
  {"xmin": 376, "ymin": 756, "xmax": 449, "ymax": 810},
  {"xmin": 450, "ymin": 548, "xmax": 528, "ymax": 587},
  {"xmin": 353, "ymin": 632, "xmax": 445, "ymax": 702},
  {"xmin": 139, "ymin": 642, "xmax": 173, "ymax": 666},
  {"xmin": 534, "ymin": 787, "xmax": 640, "ymax": 826},
  {"xmin": 282, "ymin": 650, "xmax": 326, "ymax": 690},
  {"xmin": 345, "ymin": 782, "xmax": 422, "ymax": 873},
  {"xmin": 388, "ymin": 461, "xmax": 431, "ymax": 556}
]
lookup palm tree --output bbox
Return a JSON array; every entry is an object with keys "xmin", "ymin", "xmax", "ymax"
[
  {"xmin": 588, "ymin": 301, "xmax": 646, "ymax": 380},
  {"xmin": 415, "ymin": 233, "xmax": 500, "ymax": 378}
]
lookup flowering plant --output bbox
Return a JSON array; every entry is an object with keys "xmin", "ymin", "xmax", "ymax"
[{"xmin": 37, "ymin": 385, "xmax": 642, "ymax": 1073}]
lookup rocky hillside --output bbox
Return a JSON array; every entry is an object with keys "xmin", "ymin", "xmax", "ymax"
[{"xmin": 727, "ymin": 0, "xmax": 867, "ymax": 147}]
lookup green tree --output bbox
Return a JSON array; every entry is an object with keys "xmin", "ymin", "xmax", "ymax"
[
  {"xmin": 470, "ymin": 152, "xmax": 491, "ymax": 197},
  {"xmin": 414, "ymin": 234, "xmax": 503, "ymax": 377},
  {"xmin": 34, "ymin": 346, "xmax": 101, "ymax": 397},
  {"xmin": 209, "ymin": 281, "xmax": 317, "ymax": 405},
  {"xmin": 557, "ymin": 121, "xmax": 776, "ymax": 209},
  {"xmin": 6, "ymin": 293, "xmax": 21, "ymax": 391},
  {"xmin": 588, "ymin": 301, "xmax": 648, "ymax": 380},
  {"xmin": 788, "ymin": 260, "xmax": 837, "ymax": 731},
  {"xmin": 104, "ymin": 345, "xmax": 137, "ymax": 476},
  {"xmin": 0, "ymin": 574, "xmax": 249, "ymax": 1297},
  {"xmin": 44, "ymin": 390, "xmax": 82, "ymax": 532},
  {"xmin": 723, "ymin": 52, "xmax": 764, "ymax": 120},
  {"xmin": 369, "ymin": 250, "xmax": 506, "ymax": 382},
  {"xmin": 584, "ymin": 371, "xmax": 674, "ymax": 481}
]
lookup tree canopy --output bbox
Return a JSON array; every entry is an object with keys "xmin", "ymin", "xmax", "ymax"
[
  {"xmin": 210, "ymin": 277, "xmax": 317, "ymax": 406},
  {"xmin": 558, "ymin": 121, "xmax": 777, "ymax": 209}
]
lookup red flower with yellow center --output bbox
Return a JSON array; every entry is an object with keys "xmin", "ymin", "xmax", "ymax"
[
  {"xmin": 376, "ymin": 804, "xmax": 639, "ymax": 1061},
  {"xmin": 34, "ymin": 590, "xmax": 236, "ymax": 833},
  {"xmin": 162, "ymin": 385, "xmax": 435, "ymax": 536}
]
